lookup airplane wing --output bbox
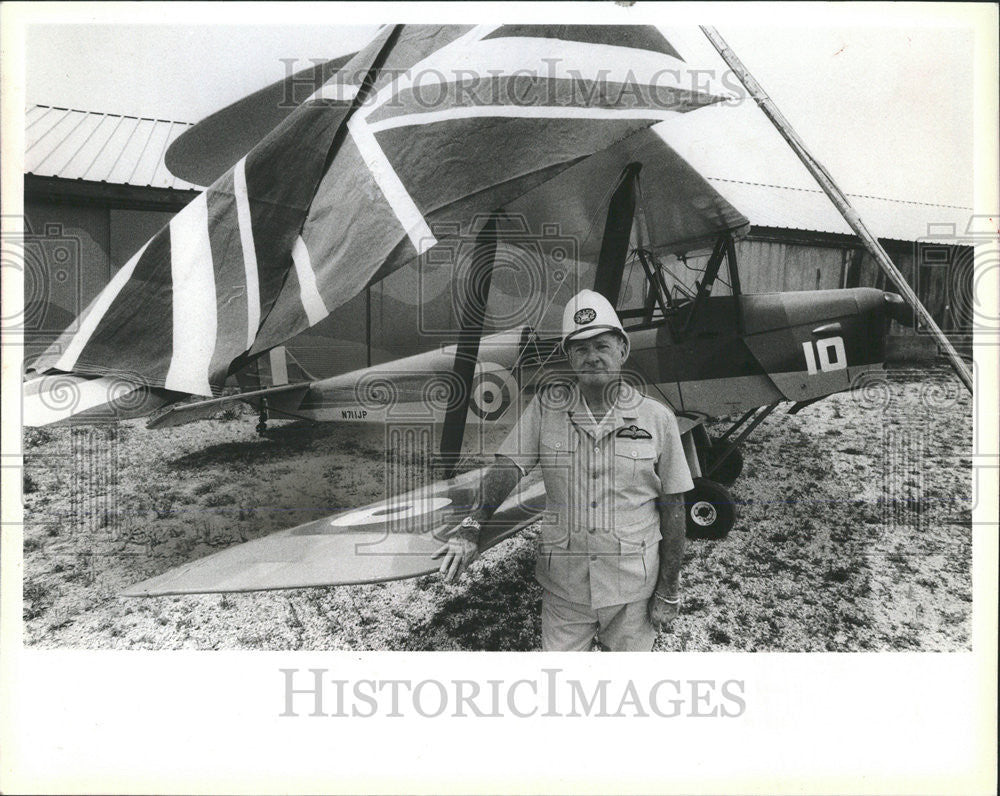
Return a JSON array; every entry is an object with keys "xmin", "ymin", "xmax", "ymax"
[
  {"xmin": 122, "ymin": 468, "xmax": 545, "ymax": 596},
  {"xmin": 22, "ymin": 374, "xmax": 178, "ymax": 427},
  {"xmin": 164, "ymin": 53, "xmax": 357, "ymax": 187},
  {"xmin": 25, "ymin": 25, "xmax": 740, "ymax": 426},
  {"xmin": 145, "ymin": 382, "xmax": 311, "ymax": 429}
]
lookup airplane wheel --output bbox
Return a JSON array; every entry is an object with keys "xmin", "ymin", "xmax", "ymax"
[
  {"xmin": 685, "ymin": 478, "xmax": 736, "ymax": 540},
  {"xmin": 706, "ymin": 440, "xmax": 743, "ymax": 486}
]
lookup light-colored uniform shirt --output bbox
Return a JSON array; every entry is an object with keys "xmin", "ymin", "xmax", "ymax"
[{"xmin": 497, "ymin": 382, "xmax": 694, "ymax": 609}]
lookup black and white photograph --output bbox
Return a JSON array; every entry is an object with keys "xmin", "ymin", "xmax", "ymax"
[{"xmin": 2, "ymin": 2, "xmax": 997, "ymax": 793}]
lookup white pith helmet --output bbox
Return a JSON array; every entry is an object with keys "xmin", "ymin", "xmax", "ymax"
[{"xmin": 560, "ymin": 289, "xmax": 630, "ymax": 357}]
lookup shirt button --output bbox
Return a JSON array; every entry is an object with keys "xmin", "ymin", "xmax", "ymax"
[
  {"xmin": 589, "ymin": 555, "xmax": 597, "ymax": 562},
  {"xmin": 593, "ymin": 446, "xmax": 599, "ymax": 453},
  {"xmin": 590, "ymin": 501, "xmax": 597, "ymax": 508},
  {"xmin": 592, "ymin": 471, "xmax": 599, "ymax": 479},
  {"xmin": 631, "ymin": 450, "xmax": 637, "ymax": 457}
]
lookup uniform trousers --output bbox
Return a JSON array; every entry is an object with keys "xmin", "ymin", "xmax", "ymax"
[{"xmin": 540, "ymin": 588, "xmax": 656, "ymax": 651}]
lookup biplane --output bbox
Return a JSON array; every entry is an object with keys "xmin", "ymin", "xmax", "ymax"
[{"xmin": 19, "ymin": 25, "xmax": 946, "ymax": 596}]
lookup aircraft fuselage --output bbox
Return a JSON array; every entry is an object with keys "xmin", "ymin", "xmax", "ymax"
[{"xmin": 266, "ymin": 286, "xmax": 906, "ymax": 428}]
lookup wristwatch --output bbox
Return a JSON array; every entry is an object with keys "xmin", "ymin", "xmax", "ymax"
[
  {"xmin": 455, "ymin": 517, "xmax": 483, "ymax": 544},
  {"xmin": 460, "ymin": 516, "xmax": 482, "ymax": 534}
]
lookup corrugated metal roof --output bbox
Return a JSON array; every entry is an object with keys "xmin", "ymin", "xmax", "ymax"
[
  {"xmin": 706, "ymin": 177, "xmax": 974, "ymax": 245},
  {"xmin": 25, "ymin": 105, "xmax": 200, "ymax": 191}
]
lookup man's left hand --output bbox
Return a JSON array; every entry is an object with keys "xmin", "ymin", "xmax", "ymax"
[{"xmin": 648, "ymin": 593, "xmax": 680, "ymax": 632}]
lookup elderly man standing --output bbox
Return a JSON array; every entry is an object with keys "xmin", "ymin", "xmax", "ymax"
[{"xmin": 434, "ymin": 289, "xmax": 694, "ymax": 651}]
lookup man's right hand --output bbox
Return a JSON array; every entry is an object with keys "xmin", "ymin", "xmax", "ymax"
[
  {"xmin": 648, "ymin": 592, "xmax": 680, "ymax": 633},
  {"xmin": 432, "ymin": 527, "xmax": 480, "ymax": 583}
]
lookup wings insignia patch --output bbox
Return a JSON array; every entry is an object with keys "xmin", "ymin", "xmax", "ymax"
[{"xmin": 616, "ymin": 424, "xmax": 652, "ymax": 440}]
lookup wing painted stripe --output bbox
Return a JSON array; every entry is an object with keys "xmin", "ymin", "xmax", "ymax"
[
  {"xmin": 164, "ymin": 193, "xmax": 217, "ymax": 394},
  {"xmin": 362, "ymin": 25, "xmax": 495, "ymax": 114},
  {"xmin": 23, "ymin": 375, "xmax": 140, "ymax": 426},
  {"xmin": 291, "ymin": 236, "xmax": 328, "ymax": 325},
  {"xmin": 233, "ymin": 155, "xmax": 260, "ymax": 349},
  {"xmin": 404, "ymin": 37, "xmax": 691, "ymax": 92},
  {"xmin": 368, "ymin": 104, "xmax": 682, "ymax": 134},
  {"xmin": 55, "ymin": 239, "xmax": 151, "ymax": 372},
  {"xmin": 482, "ymin": 25, "xmax": 683, "ymax": 60},
  {"xmin": 205, "ymin": 171, "xmax": 256, "ymax": 384},
  {"xmin": 269, "ymin": 346, "xmax": 289, "ymax": 385},
  {"xmin": 348, "ymin": 114, "xmax": 437, "ymax": 254},
  {"xmin": 347, "ymin": 24, "xmax": 496, "ymax": 255},
  {"xmin": 363, "ymin": 34, "xmax": 718, "ymax": 128}
]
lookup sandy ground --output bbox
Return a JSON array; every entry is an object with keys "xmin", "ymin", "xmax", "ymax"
[{"xmin": 21, "ymin": 364, "xmax": 972, "ymax": 651}]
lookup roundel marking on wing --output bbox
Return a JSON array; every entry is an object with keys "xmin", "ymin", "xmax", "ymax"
[
  {"xmin": 470, "ymin": 363, "xmax": 517, "ymax": 422},
  {"xmin": 329, "ymin": 496, "xmax": 453, "ymax": 528}
]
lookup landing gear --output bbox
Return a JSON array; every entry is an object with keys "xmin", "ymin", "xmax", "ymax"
[
  {"xmin": 692, "ymin": 425, "xmax": 743, "ymax": 486},
  {"xmin": 256, "ymin": 404, "xmax": 269, "ymax": 435},
  {"xmin": 685, "ymin": 477, "xmax": 736, "ymax": 540},
  {"xmin": 705, "ymin": 440, "xmax": 743, "ymax": 486},
  {"xmin": 690, "ymin": 403, "xmax": 780, "ymax": 488}
]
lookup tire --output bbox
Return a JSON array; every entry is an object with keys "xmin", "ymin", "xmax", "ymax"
[
  {"xmin": 705, "ymin": 439, "xmax": 743, "ymax": 486},
  {"xmin": 685, "ymin": 477, "xmax": 736, "ymax": 540}
]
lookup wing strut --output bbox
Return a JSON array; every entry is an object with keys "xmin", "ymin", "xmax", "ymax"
[
  {"xmin": 701, "ymin": 26, "xmax": 973, "ymax": 394},
  {"xmin": 439, "ymin": 217, "xmax": 499, "ymax": 479},
  {"xmin": 593, "ymin": 163, "xmax": 642, "ymax": 306},
  {"xmin": 681, "ymin": 234, "xmax": 727, "ymax": 337}
]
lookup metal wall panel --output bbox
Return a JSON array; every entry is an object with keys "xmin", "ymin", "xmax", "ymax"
[{"xmin": 737, "ymin": 239, "xmax": 846, "ymax": 294}]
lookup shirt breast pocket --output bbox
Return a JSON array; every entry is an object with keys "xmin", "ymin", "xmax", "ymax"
[
  {"xmin": 539, "ymin": 427, "xmax": 578, "ymax": 462},
  {"xmin": 612, "ymin": 440, "xmax": 657, "ymax": 483}
]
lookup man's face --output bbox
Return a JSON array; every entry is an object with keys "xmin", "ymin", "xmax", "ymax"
[{"xmin": 565, "ymin": 331, "xmax": 628, "ymax": 390}]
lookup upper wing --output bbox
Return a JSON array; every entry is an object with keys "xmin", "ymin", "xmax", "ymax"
[
  {"xmin": 27, "ymin": 25, "xmax": 740, "ymax": 425},
  {"xmin": 164, "ymin": 53, "xmax": 357, "ymax": 187}
]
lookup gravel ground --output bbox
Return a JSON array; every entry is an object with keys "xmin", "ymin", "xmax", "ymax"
[{"xmin": 21, "ymin": 364, "xmax": 973, "ymax": 651}]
